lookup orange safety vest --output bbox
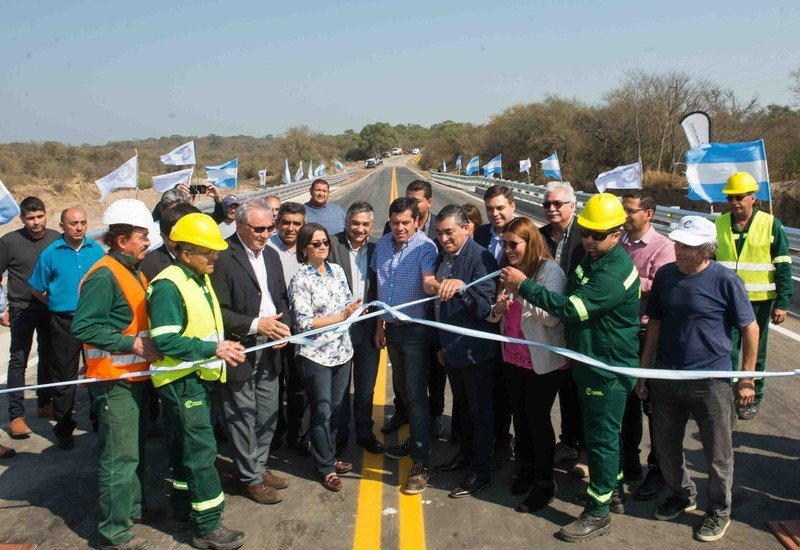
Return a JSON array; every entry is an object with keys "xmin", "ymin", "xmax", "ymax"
[{"xmin": 80, "ymin": 254, "xmax": 151, "ymax": 381}]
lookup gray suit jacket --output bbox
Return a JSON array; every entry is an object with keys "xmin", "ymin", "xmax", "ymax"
[{"xmin": 327, "ymin": 231, "xmax": 377, "ymax": 337}]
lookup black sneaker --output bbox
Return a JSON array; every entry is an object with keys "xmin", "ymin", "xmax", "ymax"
[
  {"xmin": 655, "ymin": 495, "xmax": 697, "ymax": 521},
  {"xmin": 191, "ymin": 524, "xmax": 246, "ymax": 550},
  {"xmin": 403, "ymin": 463, "xmax": 429, "ymax": 494},
  {"xmin": 695, "ymin": 513, "xmax": 731, "ymax": 542},
  {"xmin": 385, "ymin": 436, "xmax": 413, "ymax": 459},
  {"xmin": 557, "ymin": 511, "xmax": 612, "ymax": 543}
]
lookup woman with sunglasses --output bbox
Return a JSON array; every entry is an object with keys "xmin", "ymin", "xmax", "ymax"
[
  {"xmin": 487, "ymin": 217, "xmax": 568, "ymax": 513},
  {"xmin": 288, "ymin": 223, "xmax": 363, "ymax": 491}
]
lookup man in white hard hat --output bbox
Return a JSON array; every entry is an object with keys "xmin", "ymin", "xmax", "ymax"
[{"xmin": 72, "ymin": 199, "xmax": 164, "ymax": 550}]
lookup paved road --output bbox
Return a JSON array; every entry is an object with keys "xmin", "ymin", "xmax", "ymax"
[{"xmin": 0, "ymin": 163, "xmax": 798, "ymax": 549}]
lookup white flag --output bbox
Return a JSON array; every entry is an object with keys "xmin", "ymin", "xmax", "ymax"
[
  {"xmin": 680, "ymin": 112, "xmax": 711, "ymax": 149},
  {"xmin": 294, "ymin": 163, "xmax": 304, "ymax": 182},
  {"xmin": 160, "ymin": 141, "xmax": 196, "ymax": 166},
  {"xmin": 95, "ymin": 155, "xmax": 138, "ymax": 203},
  {"xmin": 594, "ymin": 161, "xmax": 643, "ymax": 192},
  {"xmin": 283, "ymin": 159, "xmax": 292, "ymax": 185},
  {"xmin": 519, "ymin": 158, "xmax": 532, "ymax": 173},
  {"xmin": 0, "ymin": 179, "xmax": 21, "ymax": 226},
  {"xmin": 258, "ymin": 169, "xmax": 267, "ymax": 187},
  {"xmin": 151, "ymin": 167, "xmax": 194, "ymax": 193}
]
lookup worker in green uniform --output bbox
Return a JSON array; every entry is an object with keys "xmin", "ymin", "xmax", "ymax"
[
  {"xmin": 146, "ymin": 212, "xmax": 248, "ymax": 550},
  {"xmin": 715, "ymin": 171, "xmax": 794, "ymax": 420},
  {"xmin": 501, "ymin": 193, "xmax": 640, "ymax": 543}
]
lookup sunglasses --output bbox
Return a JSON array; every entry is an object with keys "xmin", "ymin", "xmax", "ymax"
[
  {"xmin": 726, "ymin": 193, "xmax": 753, "ymax": 202},
  {"xmin": 308, "ymin": 239, "xmax": 330, "ymax": 249},
  {"xmin": 543, "ymin": 200, "xmax": 572, "ymax": 209},
  {"xmin": 624, "ymin": 207, "xmax": 645, "ymax": 215},
  {"xmin": 579, "ymin": 228, "xmax": 614, "ymax": 241},
  {"xmin": 502, "ymin": 240, "xmax": 523, "ymax": 250},
  {"xmin": 248, "ymin": 223, "xmax": 275, "ymax": 234}
]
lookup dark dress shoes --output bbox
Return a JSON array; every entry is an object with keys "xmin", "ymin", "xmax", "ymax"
[
  {"xmin": 356, "ymin": 435, "xmax": 385, "ymax": 454},
  {"xmin": 380, "ymin": 415, "xmax": 408, "ymax": 434},
  {"xmin": 634, "ymin": 469, "xmax": 665, "ymax": 501},
  {"xmin": 448, "ymin": 473, "xmax": 491, "ymax": 498},
  {"xmin": 434, "ymin": 453, "xmax": 470, "ymax": 472}
]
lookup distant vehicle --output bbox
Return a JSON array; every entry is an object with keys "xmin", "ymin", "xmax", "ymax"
[
  {"xmin": 382, "ymin": 151, "xmax": 391, "ymax": 158},
  {"xmin": 365, "ymin": 159, "xmax": 376, "ymax": 168},
  {"xmin": 391, "ymin": 147, "xmax": 403, "ymax": 155},
  {"xmin": 412, "ymin": 148, "xmax": 420, "ymax": 155}
]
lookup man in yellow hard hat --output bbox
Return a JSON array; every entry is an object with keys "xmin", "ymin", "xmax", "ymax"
[
  {"xmin": 146, "ymin": 212, "xmax": 248, "ymax": 550},
  {"xmin": 501, "ymin": 193, "xmax": 640, "ymax": 543},
  {"xmin": 715, "ymin": 172, "xmax": 794, "ymax": 420}
]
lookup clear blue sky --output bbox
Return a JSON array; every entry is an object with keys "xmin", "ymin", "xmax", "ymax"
[{"xmin": 2, "ymin": 0, "xmax": 798, "ymax": 144}]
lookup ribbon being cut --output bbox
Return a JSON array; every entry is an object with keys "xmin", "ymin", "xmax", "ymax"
[{"xmin": 3, "ymin": 270, "xmax": 797, "ymax": 397}]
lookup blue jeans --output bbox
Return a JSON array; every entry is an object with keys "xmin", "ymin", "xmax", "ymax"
[
  {"xmin": 337, "ymin": 322, "xmax": 381, "ymax": 440},
  {"xmin": 296, "ymin": 356, "xmax": 352, "ymax": 476},
  {"xmin": 385, "ymin": 323, "xmax": 430, "ymax": 463}
]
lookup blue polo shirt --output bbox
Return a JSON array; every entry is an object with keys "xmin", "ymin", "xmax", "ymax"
[{"xmin": 29, "ymin": 236, "xmax": 105, "ymax": 315}]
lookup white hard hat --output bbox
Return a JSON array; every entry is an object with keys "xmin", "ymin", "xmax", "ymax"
[{"xmin": 101, "ymin": 199, "xmax": 156, "ymax": 234}]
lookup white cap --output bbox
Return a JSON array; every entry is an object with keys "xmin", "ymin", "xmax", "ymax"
[
  {"xmin": 668, "ymin": 216, "xmax": 717, "ymax": 247},
  {"xmin": 101, "ymin": 199, "xmax": 156, "ymax": 234}
]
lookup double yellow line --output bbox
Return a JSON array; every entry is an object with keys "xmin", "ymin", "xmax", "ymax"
[{"xmin": 353, "ymin": 168, "xmax": 426, "ymax": 549}]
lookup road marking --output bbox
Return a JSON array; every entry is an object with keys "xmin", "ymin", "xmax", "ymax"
[
  {"xmin": 398, "ymin": 422, "xmax": 426, "ymax": 550},
  {"xmin": 771, "ymin": 323, "xmax": 800, "ymax": 344},
  {"xmin": 390, "ymin": 168, "xmax": 398, "ymax": 202},
  {"xmin": 353, "ymin": 350, "xmax": 388, "ymax": 550}
]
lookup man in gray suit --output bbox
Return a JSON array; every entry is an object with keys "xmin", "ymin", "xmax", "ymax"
[{"xmin": 329, "ymin": 201, "xmax": 384, "ymax": 455}]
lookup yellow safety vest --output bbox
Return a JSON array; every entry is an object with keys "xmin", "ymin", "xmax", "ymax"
[
  {"xmin": 147, "ymin": 265, "xmax": 226, "ymax": 387},
  {"xmin": 715, "ymin": 211, "xmax": 776, "ymax": 301}
]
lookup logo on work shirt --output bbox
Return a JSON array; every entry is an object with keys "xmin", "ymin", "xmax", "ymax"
[
  {"xmin": 184, "ymin": 400, "xmax": 204, "ymax": 409},
  {"xmin": 585, "ymin": 387, "xmax": 604, "ymax": 397}
]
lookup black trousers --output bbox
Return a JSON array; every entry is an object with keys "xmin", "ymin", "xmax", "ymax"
[
  {"xmin": 446, "ymin": 358, "xmax": 495, "ymax": 478},
  {"xmin": 504, "ymin": 363, "xmax": 567, "ymax": 481},
  {"xmin": 492, "ymin": 360, "xmax": 512, "ymax": 445},
  {"xmin": 6, "ymin": 306, "xmax": 53, "ymax": 419},
  {"xmin": 49, "ymin": 313, "xmax": 83, "ymax": 437},
  {"xmin": 557, "ymin": 374, "xmax": 584, "ymax": 451},
  {"xmin": 621, "ymin": 327, "xmax": 659, "ymax": 473}
]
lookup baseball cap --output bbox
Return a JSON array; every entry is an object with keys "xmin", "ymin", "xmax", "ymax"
[
  {"xmin": 222, "ymin": 195, "xmax": 239, "ymax": 207},
  {"xmin": 668, "ymin": 216, "xmax": 717, "ymax": 246}
]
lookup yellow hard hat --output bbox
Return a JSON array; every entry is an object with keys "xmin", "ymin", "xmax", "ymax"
[
  {"xmin": 722, "ymin": 172, "xmax": 759, "ymax": 195},
  {"xmin": 577, "ymin": 193, "xmax": 627, "ymax": 231},
  {"xmin": 170, "ymin": 213, "xmax": 229, "ymax": 251}
]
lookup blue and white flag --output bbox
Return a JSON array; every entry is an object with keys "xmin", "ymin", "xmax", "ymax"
[
  {"xmin": 309, "ymin": 160, "xmax": 314, "ymax": 179},
  {"xmin": 465, "ymin": 155, "xmax": 480, "ymax": 176},
  {"xmin": 0, "ymin": 179, "xmax": 21, "ymax": 226},
  {"xmin": 295, "ymin": 163, "xmax": 304, "ymax": 182},
  {"xmin": 455, "ymin": 155, "xmax": 462, "ymax": 171},
  {"xmin": 335, "ymin": 159, "xmax": 344, "ymax": 172},
  {"xmin": 595, "ymin": 161, "xmax": 642, "ymax": 193},
  {"xmin": 283, "ymin": 159, "xmax": 292, "ymax": 185},
  {"xmin": 442, "ymin": 159, "xmax": 447, "ymax": 173},
  {"xmin": 258, "ymin": 169, "xmax": 267, "ymax": 187},
  {"xmin": 205, "ymin": 158, "xmax": 238, "ymax": 189},
  {"xmin": 483, "ymin": 166, "xmax": 495, "ymax": 178},
  {"xmin": 314, "ymin": 163, "xmax": 326, "ymax": 177},
  {"xmin": 95, "ymin": 155, "xmax": 138, "ymax": 203},
  {"xmin": 483, "ymin": 154, "xmax": 502, "ymax": 177},
  {"xmin": 160, "ymin": 141, "xmax": 196, "ymax": 166},
  {"xmin": 151, "ymin": 167, "xmax": 194, "ymax": 193},
  {"xmin": 686, "ymin": 140, "xmax": 770, "ymax": 203},
  {"xmin": 540, "ymin": 152, "xmax": 562, "ymax": 181}
]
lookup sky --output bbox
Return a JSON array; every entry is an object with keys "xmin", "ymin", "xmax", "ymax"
[{"xmin": 1, "ymin": 0, "xmax": 799, "ymax": 144}]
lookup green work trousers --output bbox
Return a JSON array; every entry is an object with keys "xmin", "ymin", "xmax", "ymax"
[
  {"xmin": 577, "ymin": 375, "xmax": 628, "ymax": 517},
  {"xmin": 157, "ymin": 375, "xmax": 224, "ymax": 536},
  {"xmin": 730, "ymin": 299, "xmax": 772, "ymax": 403},
  {"xmin": 89, "ymin": 380, "xmax": 148, "ymax": 546}
]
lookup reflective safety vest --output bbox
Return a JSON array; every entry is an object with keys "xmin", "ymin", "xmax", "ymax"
[
  {"xmin": 715, "ymin": 211, "xmax": 776, "ymax": 301},
  {"xmin": 80, "ymin": 255, "xmax": 151, "ymax": 381},
  {"xmin": 147, "ymin": 265, "xmax": 226, "ymax": 387}
]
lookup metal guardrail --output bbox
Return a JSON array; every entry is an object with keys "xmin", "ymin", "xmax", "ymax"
[{"xmin": 430, "ymin": 172, "xmax": 800, "ymax": 281}]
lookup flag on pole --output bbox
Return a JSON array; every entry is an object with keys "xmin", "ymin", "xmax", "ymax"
[
  {"xmin": 680, "ymin": 111, "xmax": 711, "ymax": 149},
  {"xmin": 686, "ymin": 140, "xmax": 770, "ymax": 203},
  {"xmin": 295, "ymin": 163, "xmax": 304, "ymax": 182},
  {"xmin": 483, "ymin": 166, "xmax": 495, "ymax": 178},
  {"xmin": 314, "ymin": 163, "xmax": 326, "ymax": 177},
  {"xmin": 455, "ymin": 155, "xmax": 462, "ymax": 171},
  {"xmin": 309, "ymin": 160, "xmax": 314, "ymax": 179},
  {"xmin": 205, "ymin": 159, "xmax": 238, "ymax": 189},
  {"xmin": 465, "ymin": 155, "xmax": 480, "ymax": 176},
  {"xmin": 95, "ymin": 155, "xmax": 138, "ymax": 203},
  {"xmin": 483, "ymin": 154, "xmax": 502, "ymax": 177},
  {"xmin": 595, "ymin": 162, "xmax": 643, "ymax": 192},
  {"xmin": 442, "ymin": 159, "xmax": 447, "ymax": 173},
  {"xmin": 0, "ymin": 179, "xmax": 21, "ymax": 225},
  {"xmin": 335, "ymin": 159, "xmax": 344, "ymax": 172},
  {"xmin": 160, "ymin": 141, "xmax": 196, "ymax": 166},
  {"xmin": 283, "ymin": 159, "xmax": 292, "ymax": 185},
  {"xmin": 151, "ymin": 167, "xmax": 194, "ymax": 193},
  {"xmin": 258, "ymin": 169, "xmax": 267, "ymax": 187},
  {"xmin": 519, "ymin": 158, "xmax": 532, "ymax": 173},
  {"xmin": 540, "ymin": 152, "xmax": 562, "ymax": 180}
]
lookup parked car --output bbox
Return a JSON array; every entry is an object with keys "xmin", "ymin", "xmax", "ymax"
[
  {"xmin": 391, "ymin": 147, "xmax": 403, "ymax": 155},
  {"xmin": 382, "ymin": 151, "xmax": 391, "ymax": 158},
  {"xmin": 365, "ymin": 159, "xmax": 376, "ymax": 168},
  {"xmin": 412, "ymin": 148, "xmax": 420, "ymax": 155}
]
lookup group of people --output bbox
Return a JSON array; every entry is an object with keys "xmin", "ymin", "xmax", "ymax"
[{"xmin": 0, "ymin": 170, "xmax": 793, "ymax": 548}]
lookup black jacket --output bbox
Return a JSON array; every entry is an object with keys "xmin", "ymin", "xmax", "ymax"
[
  {"xmin": 539, "ymin": 221, "xmax": 585, "ymax": 276},
  {"xmin": 327, "ymin": 232, "xmax": 378, "ymax": 337},
  {"xmin": 210, "ymin": 234, "xmax": 291, "ymax": 381},
  {"xmin": 140, "ymin": 244, "xmax": 174, "ymax": 281},
  {"xmin": 474, "ymin": 223, "xmax": 494, "ymax": 250}
]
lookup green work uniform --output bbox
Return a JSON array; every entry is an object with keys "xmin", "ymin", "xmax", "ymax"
[
  {"xmin": 147, "ymin": 263, "xmax": 225, "ymax": 536},
  {"xmin": 519, "ymin": 244, "xmax": 640, "ymax": 516},
  {"xmin": 716, "ymin": 209, "xmax": 794, "ymax": 403},
  {"xmin": 71, "ymin": 251, "xmax": 149, "ymax": 547}
]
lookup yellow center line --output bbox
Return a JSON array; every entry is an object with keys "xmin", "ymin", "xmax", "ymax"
[
  {"xmin": 390, "ymin": 167, "xmax": 398, "ymax": 202},
  {"xmin": 398, "ymin": 424, "xmax": 426, "ymax": 550}
]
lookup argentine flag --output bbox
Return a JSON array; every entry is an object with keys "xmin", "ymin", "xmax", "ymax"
[
  {"xmin": 314, "ymin": 163, "xmax": 326, "ymax": 177},
  {"xmin": 540, "ymin": 152, "xmax": 562, "ymax": 181},
  {"xmin": 283, "ymin": 159, "xmax": 292, "ymax": 185},
  {"xmin": 0, "ymin": 179, "xmax": 21, "ymax": 226},
  {"xmin": 686, "ymin": 140, "xmax": 770, "ymax": 203},
  {"xmin": 309, "ymin": 160, "xmax": 314, "ymax": 179},
  {"xmin": 483, "ymin": 154, "xmax": 502, "ymax": 177},
  {"xmin": 455, "ymin": 155, "xmax": 462, "ymax": 171},
  {"xmin": 335, "ymin": 159, "xmax": 344, "ymax": 172},
  {"xmin": 295, "ymin": 163, "xmax": 304, "ymax": 182},
  {"xmin": 465, "ymin": 155, "xmax": 480, "ymax": 176},
  {"xmin": 206, "ymin": 159, "xmax": 238, "ymax": 189}
]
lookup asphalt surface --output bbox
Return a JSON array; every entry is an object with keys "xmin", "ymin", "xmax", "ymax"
[{"xmin": 1, "ymin": 159, "xmax": 798, "ymax": 549}]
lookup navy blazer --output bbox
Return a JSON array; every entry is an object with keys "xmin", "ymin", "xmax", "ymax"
[
  {"xmin": 210, "ymin": 234, "xmax": 292, "ymax": 381},
  {"xmin": 434, "ymin": 238, "xmax": 500, "ymax": 367}
]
